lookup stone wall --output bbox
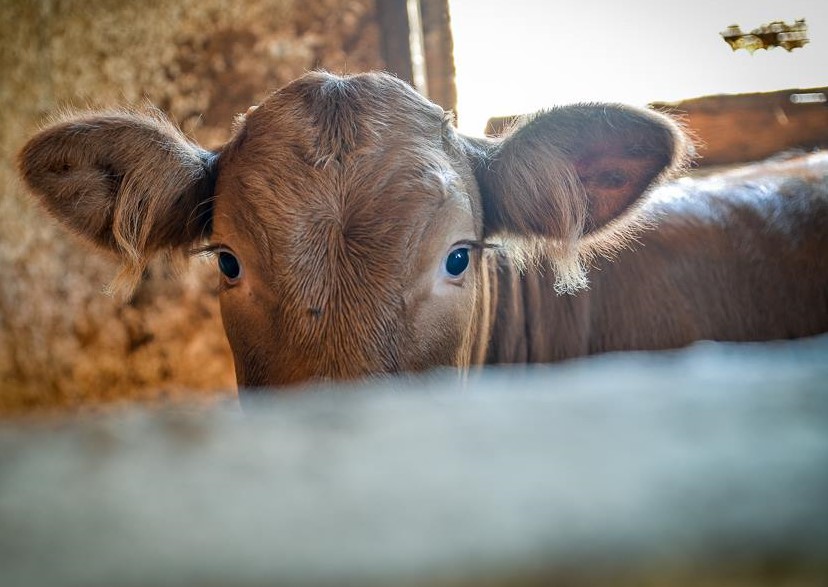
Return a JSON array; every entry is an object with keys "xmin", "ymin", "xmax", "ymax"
[{"xmin": 0, "ymin": 0, "xmax": 384, "ymax": 416}]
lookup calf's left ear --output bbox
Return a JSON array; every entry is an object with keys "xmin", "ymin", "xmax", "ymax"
[
  {"xmin": 18, "ymin": 109, "xmax": 218, "ymax": 293},
  {"xmin": 465, "ymin": 104, "xmax": 690, "ymax": 291}
]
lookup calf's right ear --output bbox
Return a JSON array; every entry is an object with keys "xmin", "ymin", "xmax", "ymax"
[
  {"xmin": 18, "ymin": 110, "xmax": 217, "ymax": 290},
  {"xmin": 461, "ymin": 104, "xmax": 689, "ymax": 293}
]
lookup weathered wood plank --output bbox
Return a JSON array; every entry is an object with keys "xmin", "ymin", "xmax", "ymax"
[
  {"xmin": 1, "ymin": 336, "xmax": 826, "ymax": 586},
  {"xmin": 651, "ymin": 87, "xmax": 828, "ymax": 166},
  {"xmin": 419, "ymin": 0, "xmax": 457, "ymax": 111},
  {"xmin": 487, "ymin": 88, "xmax": 828, "ymax": 167},
  {"xmin": 376, "ymin": 0, "xmax": 415, "ymax": 87}
]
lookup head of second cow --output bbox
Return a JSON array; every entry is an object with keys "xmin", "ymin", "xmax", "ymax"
[{"xmin": 20, "ymin": 72, "xmax": 687, "ymax": 388}]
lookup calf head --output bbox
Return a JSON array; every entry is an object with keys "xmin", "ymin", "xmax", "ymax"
[{"xmin": 19, "ymin": 72, "xmax": 688, "ymax": 389}]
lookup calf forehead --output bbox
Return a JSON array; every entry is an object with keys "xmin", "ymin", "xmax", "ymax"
[
  {"xmin": 214, "ymin": 73, "xmax": 471, "ymax": 264},
  {"xmin": 238, "ymin": 72, "xmax": 448, "ymax": 167}
]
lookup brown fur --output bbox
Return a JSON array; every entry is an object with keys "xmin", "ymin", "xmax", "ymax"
[
  {"xmin": 18, "ymin": 108, "xmax": 217, "ymax": 293},
  {"xmin": 210, "ymin": 72, "xmax": 481, "ymax": 385},
  {"xmin": 17, "ymin": 72, "xmax": 828, "ymax": 391},
  {"xmin": 485, "ymin": 152, "xmax": 828, "ymax": 361}
]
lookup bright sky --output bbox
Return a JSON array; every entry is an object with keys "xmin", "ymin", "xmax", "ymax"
[{"xmin": 448, "ymin": 0, "xmax": 827, "ymax": 135}]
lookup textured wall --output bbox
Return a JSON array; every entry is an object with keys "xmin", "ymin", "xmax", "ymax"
[{"xmin": 0, "ymin": 0, "xmax": 384, "ymax": 415}]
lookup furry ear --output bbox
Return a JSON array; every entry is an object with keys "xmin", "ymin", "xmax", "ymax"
[
  {"xmin": 465, "ymin": 104, "xmax": 690, "ymax": 292},
  {"xmin": 18, "ymin": 109, "xmax": 218, "ymax": 292}
]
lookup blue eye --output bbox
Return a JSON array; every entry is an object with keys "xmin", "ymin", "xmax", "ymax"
[
  {"xmin": 218, "ymin": 251, "xmax": 241, "ymax": 281},
  {"xmin": 445, "ymin": 247, "xmax": 470, "ymax": 277}
]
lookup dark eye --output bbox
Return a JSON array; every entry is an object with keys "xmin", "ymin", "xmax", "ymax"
[
  {"xmin": 445, "ymin": 247, "xmax": 470, "ymax": 277},
  {"xmin": 217, "ymin": 251, "xmax": 242, "ymax": 282}
]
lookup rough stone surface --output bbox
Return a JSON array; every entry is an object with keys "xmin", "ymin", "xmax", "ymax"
[
  {"xmin": 0, "ymin": 0, "xmax": 383, "ymax": 415},
  {"xmin": 0, "ymin": 336, "xmax": 827, "ymax": 586}
]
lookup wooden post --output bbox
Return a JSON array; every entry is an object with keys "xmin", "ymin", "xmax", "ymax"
[
  {"xmin": 375, "ymin": 0, "xmax": 415, "ymax": 88},
  {"xmin": 2, "ymin": 336, "xmax": 827, "ymax": 585},
  {"xmin": 376, "ymin": 0, "xmax": 457, "ymax": 113},
  {"xmin": 419, "ymin": 0, "xmax": 457, "ymax": 112},
  {"xmin": 651, "ymin": 88, "xmax": 828, "ymax": 166}
]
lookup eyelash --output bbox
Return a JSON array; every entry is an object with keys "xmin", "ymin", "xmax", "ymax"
[
  {"xmin": 453, "ymin": 240, "xmax": 496, "ymax": 252},
  {"xmin": 190, "ymin": 243, "xmax": 239, "ymax": 293},
  {"xmin": 190, "ymin": 243, "xmax": 225, "ymax": 258},
  {"xmin": 193, "ymin": 241, "xmax": 498, "ymax": 257},
  {"xmin": 189, "ymin": 240, "xmax": 500, "ymax": 290}
]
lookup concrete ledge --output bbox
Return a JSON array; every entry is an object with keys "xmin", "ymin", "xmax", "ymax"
[{"xmin": 1, "ymin": 336, "xmax": 827, "ymax": 586}]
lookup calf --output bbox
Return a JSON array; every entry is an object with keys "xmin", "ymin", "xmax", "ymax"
[{"xmin": 19, "ymin": 72, "xmax": 828, "ymax": 389}]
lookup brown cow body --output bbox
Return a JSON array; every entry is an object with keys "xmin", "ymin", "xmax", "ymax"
[
  {"xmin": 18, "ymin": 72, "xmax": 828, "ymax": 391},
  {"xmin": 486, "ymin": 153, "xmax": 828, "ymax": 363}
]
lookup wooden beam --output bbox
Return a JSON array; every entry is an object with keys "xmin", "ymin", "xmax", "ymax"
[
  {"xmin": 375, "ymin": 0, "xmax": 414, "ymax": 87},
  {"xmin": 375, "ymin": 0, "xmax": 456, "ymax": 112},
  {"xmin": 487, "ymin": 88, "xmax": 828, "ymax": 167},
  {"xmin": 419, "ymin": 0, "xmax": 457, "ymax": 112},
  {"xmin": 2, "ymin": 336, "xmax": 827, "ymax": 585},
  {"xmin": 651, "ymin": 88, "xmax": 828, "ymax": 166}
]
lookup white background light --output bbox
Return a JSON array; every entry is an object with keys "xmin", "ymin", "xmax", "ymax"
[{"xmin": 449, "ymin": 0, "xmax": 827, "ymax": 135}]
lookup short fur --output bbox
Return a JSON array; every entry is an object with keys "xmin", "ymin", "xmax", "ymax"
[
  {"xmin": 18, "ymin": 108, "xmax": 216, "ymax": 293},
  {"xmin": 485, "ymin": 152, "xmax": 828, "ymax": 362}
]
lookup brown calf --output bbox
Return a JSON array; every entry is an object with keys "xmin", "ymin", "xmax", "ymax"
[{"xmin": 19, "ymin": 72, "xmax": 828, "ymax": 389}]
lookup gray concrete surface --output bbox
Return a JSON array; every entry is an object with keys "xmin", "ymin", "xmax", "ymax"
[{"xmin": 1, "ymin": 336, "xmax": 827, "ymax": 586}]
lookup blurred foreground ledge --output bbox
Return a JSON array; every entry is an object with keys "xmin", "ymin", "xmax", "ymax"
[{"xmin": 1, "ymin": 335, "xmax": 827, "ymax": 587}]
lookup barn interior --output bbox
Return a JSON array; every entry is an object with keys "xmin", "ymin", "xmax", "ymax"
[{"xmin": 0, "ymin": 1, "xmax": 827, "ymax": 585}]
